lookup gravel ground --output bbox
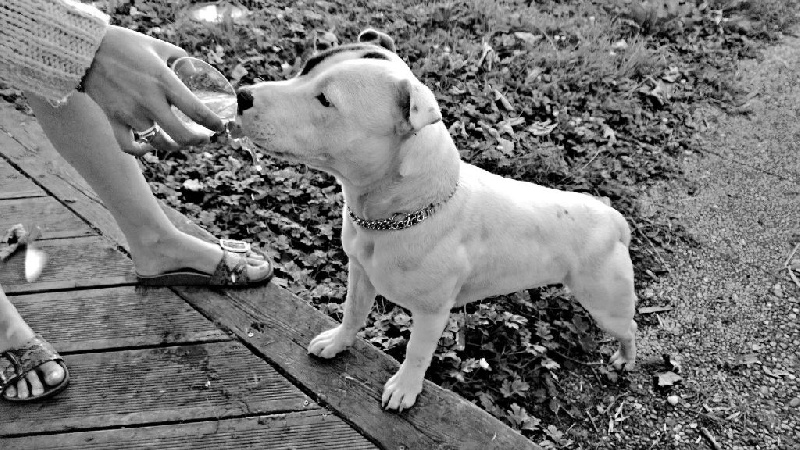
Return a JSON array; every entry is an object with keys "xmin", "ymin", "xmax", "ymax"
[
  {"xmin": 631, "ymin": 33, "xmax": 800, "ymax": 449},
  {"xmin": 554, "ymin": 32, "xmax": 799, "ymax": 450}
]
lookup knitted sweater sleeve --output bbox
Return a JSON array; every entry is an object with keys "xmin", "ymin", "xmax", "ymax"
[{"xmin": 0, "ymin": 0, "xmax": 109, "ymax": 104}]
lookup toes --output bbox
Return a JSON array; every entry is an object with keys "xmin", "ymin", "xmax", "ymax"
[
  {"xmin": 308, "ymin": 337, "xmax": 339, "ymax": 358},
  {"xmin": 246, "ymin": 253, "xmax": 266, "ymax": 263},
  {"xmin": 41, "ymin": 361, "xmax": 66, "ymax": 386},
  {"xmin": 609, "ymin": 349, "xmax": 635, "ymax": 371},
  {"xmin": 15, "ymin": 377, "xmax": 29, "ymax": 399},
  {"xmin": 308, "ymin": 326, "xmax": 350, "ymax": 358},
  {"xmin": 26, "ymin": 370, "xmax": 44, "ymax": 397},
  {"xmin": 2, "ymin": 362, "xmax": 65, "ymax": 401},
  {"xmin": 381, "ymin": 373, "xmax": 421, "ymax": 411},
  {"xmin": 382, "ymin": 388, "xmax": 417, "ymax": 412},
  {"xmin": 245, "ymin": 259, "xmax": 271, "ymax": 280}
]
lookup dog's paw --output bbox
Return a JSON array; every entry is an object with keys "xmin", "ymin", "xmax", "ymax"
[
  {"xmin": 307, "ymin": 326, "xmax": 353, "ymax": 358},
  {"xmin": 381, "ymin": 371, "xmax": 423, "ymax": 412},
  {"xmin": 609, "ymin": 348, "xmax": 636, "ymax": 371}
]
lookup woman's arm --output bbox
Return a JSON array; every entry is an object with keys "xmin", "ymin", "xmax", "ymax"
[{"xmin": 0, "ymin": 0, "xmax": 108, "ymax": 105}]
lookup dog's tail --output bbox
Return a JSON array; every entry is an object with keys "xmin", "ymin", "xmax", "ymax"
[{"xmin": 613, "ymin": 209, "xmax": 632, "ymax": 247}]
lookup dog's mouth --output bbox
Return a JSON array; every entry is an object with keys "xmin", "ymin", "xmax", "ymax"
[
  {"xmin": 246, "ymin": 139, "xmax": 306, "ymax": 164},
  {"xmin": 250, "ymin": 138, "xmax": 330, "ymax": 170}
]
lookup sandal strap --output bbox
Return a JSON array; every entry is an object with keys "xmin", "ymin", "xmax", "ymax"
[
  {"xmin": 219, "ymin": 239, "xmax": 251, "ymax": 254},
  {"xmin": 209, "ymin": 240, "xmax": 265, "ymax": 286},
  {"xmin": 0, "ymin": 335, "xmax": 62, "ymax": 390}
]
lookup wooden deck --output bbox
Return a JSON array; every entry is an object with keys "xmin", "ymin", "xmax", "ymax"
[{"xmin": 0, "ymin": 101, "xmax": 538, "ymax": 449}]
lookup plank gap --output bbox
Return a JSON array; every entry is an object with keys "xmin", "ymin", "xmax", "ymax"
[
  {"xmin": 57, "ymin": 338, "xmax": 234, "ymax": 356},
  {"xmin": 3, "ymin": 277, "xmax": 137, "ymax": 295},
  {"xmin": 0, "ymin": 190, "xmax": 47, "ymax": 200}
]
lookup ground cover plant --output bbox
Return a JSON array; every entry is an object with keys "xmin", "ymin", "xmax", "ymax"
[{"xmin": 24, "ymin": 0, "xmax": 797, "ymax": 447}]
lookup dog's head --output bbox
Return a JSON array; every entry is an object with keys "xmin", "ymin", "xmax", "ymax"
[{"xmin": 236, "ymin": 29, "xmax": 442, "ymax": 184}]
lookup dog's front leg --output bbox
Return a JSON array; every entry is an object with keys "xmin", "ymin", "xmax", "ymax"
[
  {"xmin": 382, "ymin": 308, "xmax": 451, "ymax": 411},
  {"xmin": 308, "ymin": 258, "xmax": 376, "ymax": 358}
]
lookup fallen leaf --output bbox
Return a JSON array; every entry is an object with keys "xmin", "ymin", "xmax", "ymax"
[
  {"xmin": 612, "ymin": 39, "xmax": 628, "ymax": 50},
  {"xmin": 638, "ymin": 306, "xmax": 673, "ymax": 314},
  {"xmin": 528, "ymin": 120, "xmax": 558, "ymax": 136},
  {"xmin": 764, "ymin": 367, "xmax": 791, "ymax": 378},
  {"xmin": 183, "ymin": 179, "xmax": 205, "ymax": 191},
  {"xmin": 494, "ymin": 89, "xmax": 514, "ymax": 111},
  {"xmin": 230, "ymin": 63, "xmax": 248, "ymax": 82},
  {"xmin": 734, "ymin": 353, "xmax": 760, "ymax": 367},
  {"xmin": 514, "ymin": 31, "xmax": 543, "ymax": 46},
  {"xmin": 654, "ymin": 371, "xmax": 682, "ymax": 388},
  {"xmin": 602, "ymin": 124, "xmax": 617, "ymax": 144},
  {"xmin": 662, "ymin": 66, "xmax": 681, "ymax": 83},
  {"xmin": 497, "ymin": 138, "xmax": 515, "ymax": 155},
  {"xmin": 525, "ymin": 67, "xmax": 544, "ymax": 84}
]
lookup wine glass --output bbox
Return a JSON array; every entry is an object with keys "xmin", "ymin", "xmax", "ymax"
[{"xmin": 170, "ymin": 57, "xmax": 261, "ymax": 170}]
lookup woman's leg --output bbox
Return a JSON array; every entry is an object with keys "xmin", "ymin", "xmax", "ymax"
[
  {"xmin": 25, "ymin": 93, "xmax": 270, "ymax": 279},
  {"xmin": 0, "ymin": 285, "xmax": 65, "ymax": 399},
  {"xmin": 0, "ymin": 93, "xmax": 269, "ymax": 399}
]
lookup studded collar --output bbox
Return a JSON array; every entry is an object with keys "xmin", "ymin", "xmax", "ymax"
[{"xmin": 347, "ymin": 183, "xmax": 459, "ymax": 231}]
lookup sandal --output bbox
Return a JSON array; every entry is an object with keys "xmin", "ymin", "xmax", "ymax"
[
  {"xmin": 136, "ymin": 239, "xmax": 274, "ymax": 287},
  {"xmin": 1, "ymin": 335, "xmax": 70, "ymax": 402}
]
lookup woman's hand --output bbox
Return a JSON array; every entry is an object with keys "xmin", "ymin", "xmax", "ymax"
[{"xmin": 81, "ymin": 26, "xmax": 225, "ymax": 156}]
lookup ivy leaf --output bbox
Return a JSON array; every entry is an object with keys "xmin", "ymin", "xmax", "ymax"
[{"xmin": 182, "ymin": 179, "xmax": 204, "ymax": 191}]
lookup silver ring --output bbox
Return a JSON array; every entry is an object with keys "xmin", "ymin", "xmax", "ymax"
[{"xmin": 134, "ymin": 124, "xmax": 161, "ymax": 143}]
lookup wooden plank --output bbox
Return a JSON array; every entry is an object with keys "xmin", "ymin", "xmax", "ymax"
[
  {"xmin": 0, "ymin": 196, "xmax": 95, "ymax": 240},
  {"xmin": 0, "ymin": 157, "xmax": 45, "ymax": 198},
  {"xmin": 0, "ymin": 342, "xmax": 317, "ymax": 436},
  {"xmin": 3, "ymin": 410, "xmax": 377, "ymax": 450},
  {"xmin": 0, "ymin": 101, "xmax": 537, "ymax": 450},
  {"xmin": 11, "ymin": 287, "xmax": 229, "ymax": 353},
  {"xmin": 0, "ymin": 235, "xmax": 135, "ymax": 294}
]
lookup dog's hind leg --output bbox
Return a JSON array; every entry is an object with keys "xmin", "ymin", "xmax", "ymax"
[{"xmin": 566, "ymin": 242, "xmax": 637, "ymax": 370}]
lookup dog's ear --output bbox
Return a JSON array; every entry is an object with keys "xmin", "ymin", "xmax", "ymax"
[
  {"xmin": 358, "ymin": 28, "xmax": 396, "ymax": 53},
  {"xmin": 396, "ymin": 79, "xmax": 442, "ymax": 134}
]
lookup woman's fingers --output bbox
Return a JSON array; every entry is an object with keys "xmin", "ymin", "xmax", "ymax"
[
  {"xmin": 146, "ymin": 99, "xmax": 212, "ymax": 148},
  {"xmin": 158, "ymin": 69, "xmax": 226, "ymax": 135},
  {"xmin": 126, "ymin": 112, "xmax": 180, "ymax": 154},
  {"xmin": 111, "ymin": 121, "xmax": 150, "ymax": 156},
  {"xmin": 152, "ymin": 39, "xmax": 189, "ymax": 68}
]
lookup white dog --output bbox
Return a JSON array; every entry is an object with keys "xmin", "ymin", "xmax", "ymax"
[{"xmin": 237, "ymin": 30, "xmax": 637, "ymax": 411}]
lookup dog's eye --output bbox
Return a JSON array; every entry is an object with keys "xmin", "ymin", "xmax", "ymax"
[{"xmin": 316, "ymin": 92, "xmax": 332, "ymax": 108}]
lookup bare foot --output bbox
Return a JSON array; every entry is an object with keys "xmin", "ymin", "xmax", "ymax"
[
  {"xmin": 0, "ymin": 329, "xmax": 66, "ymax": 400},
  {"xmin": 3, "ymin": 360, "xmax": 65, "ymax": 400},
  {"xmin": 131, "ymin": 231, "xmax": 271, "ymax": 281}
]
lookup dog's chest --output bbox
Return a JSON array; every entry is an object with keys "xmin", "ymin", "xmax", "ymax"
[{"xmin": 342, "ymin": 225, "xmax": 434, "ymax": 302}]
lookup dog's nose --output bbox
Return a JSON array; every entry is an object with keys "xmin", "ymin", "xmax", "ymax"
[{"xmin": 236, "ymin": 89, "xmax": 254, "ymax": 114}]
